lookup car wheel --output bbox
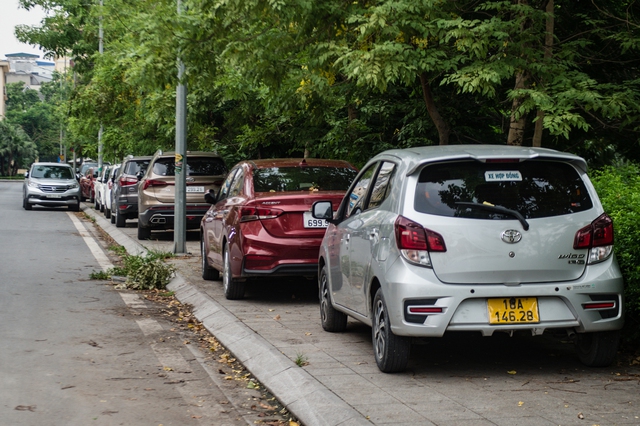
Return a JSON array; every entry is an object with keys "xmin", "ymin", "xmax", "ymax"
[
  {"xmin": 110, "ymin": 211, "xmax": 116, "ymax": 224},
  {"xmin": 201, "ymin": 237, "xmax": 220, "ymax": 281},
  {"xmin": 319, "ymin": 265, "xmax": 347, "ymax": 332},
  {"xmin": 69, "ymin": 201, "xmax": 80, "ymax": 212},
  {"xmin": 99, "ymin": 200, "xmax": 104, "ymax": 212},
  {"xmin": 222, "ymin": 245, "xmax": 245, "ymax": 300},
  {"xmin": 372, "ymin": 288, "xmax": 411, "ymax": 373},
  {"xmin": 24, "ymin": 198, "xmax": 32, "ymax": 210},
  {"xmin": 94, "ymin": 197, "xmax": 100, "ymax": 210},
  {"xmin": 137, "ymin": 224, "xmax": 151, "ymax": 240},
  {"xmin": 115, "ymin": 209, "xmax": 126, "ymax": 227},
  {"xmin": 104, "ymin": 207, "xmax": 111, "ymax": 219},
  {"xmin": 575, "ymin": 330, "xmax": 620, "ymax": 367}
]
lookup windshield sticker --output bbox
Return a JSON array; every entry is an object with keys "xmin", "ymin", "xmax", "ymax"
[{"xmin": 485, "ymin": 171, "xmax": 522, "ymax": 182}]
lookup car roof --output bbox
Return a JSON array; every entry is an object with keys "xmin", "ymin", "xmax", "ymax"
[
  {"xmin": 153, "ymin": 151, "xmax": 223, "ymax": 158},
  {"xmin": 31, "ymin": 162, "xmax": 73, "ymax": 168},
  {"xmin": 124, "ymin": 155, "xmax": 153, "ymax": 161},
  {"xmin": 246, "ymin": 158, "xmax": 356, "ymax": 169},
  {"xmin": 373, "ymin": 145, "xmax": 588, "ymax": 175}
]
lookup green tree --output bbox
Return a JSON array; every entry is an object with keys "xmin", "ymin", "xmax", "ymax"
[{"xmin": 0, "ymin": 120, "xmax": 38, "ymax": 176}]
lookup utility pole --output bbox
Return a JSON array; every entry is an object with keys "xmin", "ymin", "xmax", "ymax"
[
  {"xmin": 173, "ymin": 0, "xmax": 187, "ymax": 254},
  {"xmin": 97, "ymin": 0, "xmax": 104, "ymax": 173}
]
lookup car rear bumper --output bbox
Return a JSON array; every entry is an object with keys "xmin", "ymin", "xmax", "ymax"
[
  {"xmin": 138, "ymin": 205, "xmax": 209, "ymax": 230},
  {"xmin": 357, "ymin": 255, "xmax": 625, "ymax": 338}
]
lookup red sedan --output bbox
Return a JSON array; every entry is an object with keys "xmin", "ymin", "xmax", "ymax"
[
  {"xmin": 200, "ymin": 158, "xmax": 358, "ymax": 299},
  {"xmin": 79, "ymin": 167, "xmax": 99, "ymax": 202}
]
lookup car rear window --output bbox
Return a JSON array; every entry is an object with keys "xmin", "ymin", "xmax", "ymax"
[
  {"xmin": 414, "ymin": 160, "xmax": 593, "ymax": 219},
  {"xmin": 31, "ymin": 165, "xmax": 74, "ymax": 180},
  {"xmin": 253, "ymin": 166, "xmax": 358, "ymax": 192},
  {"xmin": 125, "ymin": 160, "xmax": 150, "ymax": 175},
  {"xmin": 153, "ymin": 157, "xmax": 227, "ymax": 176}
]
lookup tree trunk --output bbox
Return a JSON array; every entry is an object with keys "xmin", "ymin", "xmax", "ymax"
[
  {"xmin": 532, "ymin": 0, "xmax": 554, "ymax": 147},
  {"xmin": 507, "ymin": 71, "xmax": 528, "ymax": 146},
  {"xmin": 419, "ymin": 73, "xmax": 449, "ymax": 145}
]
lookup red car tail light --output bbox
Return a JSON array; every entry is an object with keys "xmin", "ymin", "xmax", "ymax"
[
  {"xmin": 240, "ymin": 206, "xmax": 284, "ymax": 222},
  {"xmin": 119, "ymin": 176, "xmax": 139, "ymax": 187},
  {"xmin": 573, "ymin": 213, "xmax": 614, "ymax": 264},
  {"xmin": 395, "ymin": 216, "xmax": 446, "ymax": 267},
  {"xmin": 142, "ymin": 179, "xmax": 171, "ymax": 191}
]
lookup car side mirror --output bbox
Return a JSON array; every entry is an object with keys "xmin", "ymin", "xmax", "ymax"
[
  {"xmin": 204, "ymin": 189, "xmax": 217, "ymax": 204},
  {"xmin": 312, "ymin": 201, "xmax": 336, "ymax": 224},
  {"xmin": 24, "ymin": 171, "xmax": 29, "ymax": 178}
]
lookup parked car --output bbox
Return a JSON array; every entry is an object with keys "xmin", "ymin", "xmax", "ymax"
[
  {"xmin": 77, "ymin": 161, "xmax": 97, "ymax": 180},
  {"xmin": 79, "ymin": 167, "xmax": 98, "ymax": 202},
  {"xmin": 200, "ymin": 158, "xmax": 358, "ymax": 300},
  {"xmin": 94, "ymin": 165, "xmax": 112, "ymax": 211},
  {"xmin": 103, "ymin": 164, "xmax": 120, "ymax": 220},
  {"xmin": 23, "ymin": 162, "xmax": 81, "ymax": 211},
  {"xmin": 112, "ymin": 155, "xmax": 152, "ymax": 228},
  {"xmin": 138, "ymin": 151, "xmax": 227, "ymax": 240},
  {"xmin": 311, "ymin": 145, "xmax": 624, "ymax": 373}
]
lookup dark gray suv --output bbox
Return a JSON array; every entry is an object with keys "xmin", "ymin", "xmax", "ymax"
[{"xmin": 111, "ymin": 155, "xmax": 152, "ymax": 227}]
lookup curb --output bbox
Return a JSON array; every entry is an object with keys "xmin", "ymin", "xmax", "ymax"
[{"xmin": 81, "ymin": 206, "xmax": 372, "ymax": 426}]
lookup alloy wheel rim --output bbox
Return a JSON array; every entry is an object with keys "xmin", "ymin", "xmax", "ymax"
[
  {"xmin": 320, "ymin": 274, "xmax": 328, "ymax": 323},
  {"xmin": 374, "ymin": 300, "xmax": 386, "ymax": 359}
]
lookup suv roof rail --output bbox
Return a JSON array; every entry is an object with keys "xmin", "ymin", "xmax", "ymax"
[{"xmin": 154, "ymin": 149, "xmax": 163, "ymax": 156}]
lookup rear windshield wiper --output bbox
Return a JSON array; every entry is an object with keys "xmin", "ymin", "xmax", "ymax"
[{"xmin": 455, "ymin": 202, "xmax": 530, "ymax": 231}]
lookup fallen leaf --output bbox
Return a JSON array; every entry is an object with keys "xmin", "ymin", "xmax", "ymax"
[
  {"xmin": 304, "ymin": 332, "xmax": 312, "ymax": 336},
  {"xmin": 577, "ymin": 412, "xmax": 584, "ymax": 419},
  {"xmin": 163, "ymin": 367, "xmax": 173, "ymax": 371},
  {"xmin": 518, "ymin": 401, "xmax": 524, "ymax": 407},
  {"xmin": 274, "ymin": 315, "xmax": 281, "ymax": 320},
  {"xmin": 259, "ymin": 401, "xmax": 276, "ymax": 410},
  {"xmin": 507, "ymin": 370, "xmax": 517, "ymax": 375}
]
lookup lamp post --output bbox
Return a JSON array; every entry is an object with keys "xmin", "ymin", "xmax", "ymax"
[{"xmin": 173, "ymin": 0, "xmax": 187, "ymax": 254}]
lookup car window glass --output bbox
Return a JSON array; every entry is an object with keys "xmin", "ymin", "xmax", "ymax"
[
  {"xmin": 367, "ymin": 161, "xmax": 396, "ymax": 210},
  {"xmin": 252, "ymin": 166, "xmax": 357, "ymax": 192},
  {"xmin": 414, "ymin": 160, "xmax": 594, "ymax": 219},
  {"xmin": 125, "ymin": 160, "xmax": 150, "ymax": 176},
  {"xmin": 31, "ymin": 166, "xmax": 74, "ymax": 180},
  {"xmin": 218, "ymin": 169, "xmax": 238, "ymax": 202},
  {"xmin": 153, "ymin": 157, "xmax": 227, "ymax": 177},
  {"xmin": 228, "ymin": 170, "xmax": 244, "ymax": 197},
  {"xmin": 345, "ymin": 163, "xmax": 377, "ymax": 219}
]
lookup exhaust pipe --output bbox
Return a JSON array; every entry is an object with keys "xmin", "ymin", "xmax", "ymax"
[{"xmin": 150, "ymin": 217, "xmax": 166, "ymax": 224}]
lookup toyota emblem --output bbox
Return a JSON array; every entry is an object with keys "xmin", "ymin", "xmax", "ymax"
[{"xmin": 501, "ymin": 230, "xmax": 522, "ymax": 244}]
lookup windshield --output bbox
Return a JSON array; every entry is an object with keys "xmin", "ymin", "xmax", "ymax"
[
  {"xmin": 31, "ymin": 165, "xmax": 74, "ymax": 180},
  {"xmin": 414, "ymin": 160, "xmax": 593, "ymax": 219},
  {"xmin": 253, "ymin": 166, "xmax": 358, "ymax": 192}
]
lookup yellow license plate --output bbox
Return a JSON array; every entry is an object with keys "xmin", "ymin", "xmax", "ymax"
[{"xmin": 487, "ymin": 297, "xmax": 539, "ymax": 324}]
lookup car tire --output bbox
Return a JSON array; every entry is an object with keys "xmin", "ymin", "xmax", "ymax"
[
  {"xmin": 24, "ymin": 198, "xmax": 32, "ymax": 210},
  {"xmin": 94, "ymin": 197, "xmax": 100, "ymax": 210},
  {"xmin": 223, "ymin": 245, "xmax": 245, "ymax": 300},
  {"xmin": 575, "ymin": 330, "xmax": 620, "ymax": 367},
  {"xmin": 110, "ymin": 211, "xmax": 116, "ymax": 224},
  {"xmin": 104, "ymin": 207, "xmax": 111, "ymax": 219},
  {"xmin": 319, "ymin": 266, "xmax": 347, "ymax": 332},
  {"xmin": 70, "ymin": 201, "xmax": 80, "ymax": 212},
  {"xmin": 372, "ymin": 288, "xmax": 411, "ymax": 373},
  {"xmin": 201, "ymin": 237, "xmax": 220, "ymax": 281},
  {"xmin": 115, "ymin": 209, "xmax": 126, "ymax": 227},
  {"xmin": 99, "ymin": 200, "xmax": 104, "ymax": 212},
  {"xmin": 137, "ymin": 224, "xmax": 151, "ymax": 240}
]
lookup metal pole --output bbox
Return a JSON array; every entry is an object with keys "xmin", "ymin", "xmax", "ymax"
[
  {"xmin": 173, "ymin": 0, "xmax": 187, "ymax": 254},
  {"xmin": 97, "ymin": 0, "xmax": 104, "ymax": 173}
]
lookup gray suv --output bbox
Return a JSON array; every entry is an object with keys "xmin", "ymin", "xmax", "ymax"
[
  {"xmin": 23, "ymin": 162, "xmax": 81, "ymax": 211},
  {"xmin": 312, "ymin": 145, "xmax": 624, "ymax": 372},
  {"xmin": 111, "ymin": 155, "xmax": 152, "ymax": 227}
]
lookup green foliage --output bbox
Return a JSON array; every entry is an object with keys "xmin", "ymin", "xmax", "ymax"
[
  {"xmin": 0, "ymin": 120, "xmax": 38, "ymax": 175},
  {"xmin": 90, "ymin": 251, "xmax": 176, "ymax": 290},
  {"xmin": 591, "ymin": 163, "xmax": 640, "ymax": 344}
]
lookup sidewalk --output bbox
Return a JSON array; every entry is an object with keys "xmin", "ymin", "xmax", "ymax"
[{"xmin": 82, "ymin": 206, "xmax": 640, "ymax": 426}]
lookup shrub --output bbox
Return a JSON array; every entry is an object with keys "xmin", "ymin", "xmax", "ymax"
[{"xmin": 590, "ymin": 163, "xmax": 640, "ymax": 346}]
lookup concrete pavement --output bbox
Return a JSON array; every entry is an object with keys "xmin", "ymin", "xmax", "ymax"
[{"xmin": 82, "ymin": 205, "xmax": 640, "ymax": 426}]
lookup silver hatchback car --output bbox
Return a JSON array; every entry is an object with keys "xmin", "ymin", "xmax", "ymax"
[{"xmin": 312, "ymin": 145, "xmax": 624, "ymax": 373}]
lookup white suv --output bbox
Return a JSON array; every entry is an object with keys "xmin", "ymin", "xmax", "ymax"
[
  {"xmin": 23, "ymin": 162, "xmax": 82, "ymax": 211},
  {"xmin": 312, "ymin": 145, "xmax": 624, "ymax": 372}
]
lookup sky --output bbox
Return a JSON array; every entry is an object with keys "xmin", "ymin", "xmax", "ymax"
[{"xmin": 0, "ymin": 0, "xmax": 48, "ymax": 59}]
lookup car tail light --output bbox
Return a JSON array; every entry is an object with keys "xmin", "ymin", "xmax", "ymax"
[
  {"xmin": 395, "ymin": 216, "xmax": 446, "ymax": 267},
  {"xmin": 142, "ymin": 179, "xmax": 171, "ymax": 191},
  {"xmin": 119, "ymin": 176, "xmax": 138, "ymax": 187},
  {"xmin": 573, "ymin": 213, "xmax": 614, "ymax": 264},
  {"xmin": 240, "ymin": 206, "xmax": 284, "ymax": 222}
]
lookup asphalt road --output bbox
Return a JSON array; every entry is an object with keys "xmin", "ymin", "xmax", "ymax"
[{"xmin": 0, "ymin": 181, "xmax": 287, "ymax": 426}]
